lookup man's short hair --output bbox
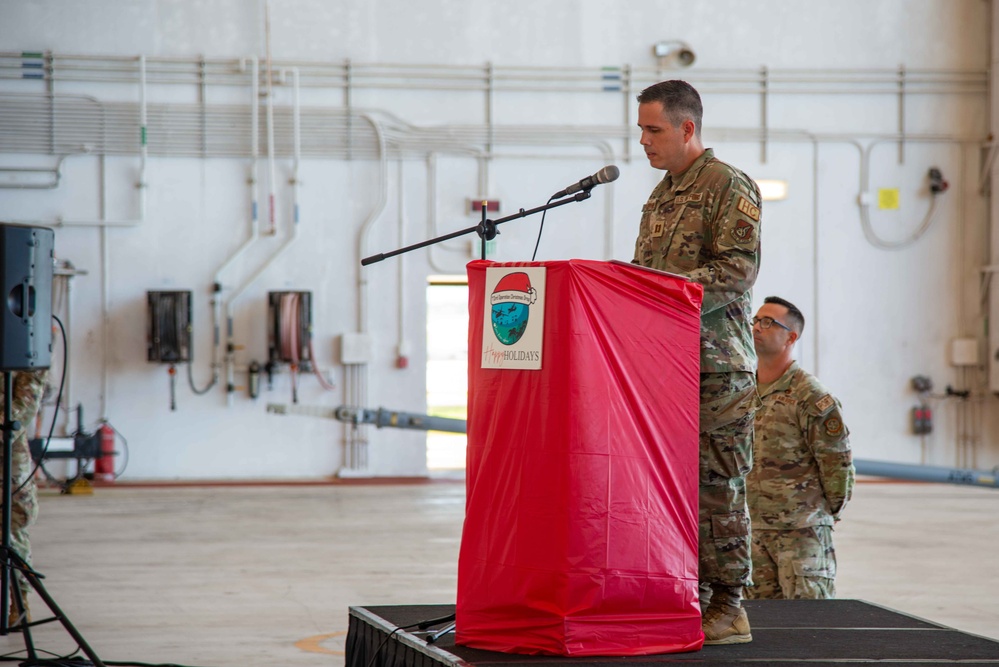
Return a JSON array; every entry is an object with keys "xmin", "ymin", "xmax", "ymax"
[
  {"xmin": 636, "ymin": 80, "xmax": 703, "ymax": 137},
  {"xmin": 764, "ymin": 296, "xmax": 804, "ymax": 335}
]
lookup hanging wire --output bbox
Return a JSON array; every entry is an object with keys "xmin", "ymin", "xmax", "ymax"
[
  {"xmin": 531, "ymin": 195, "xmax": 557, "ymax": 261},
  {"xmin": 186, "ymin": 358, "xmax": 215, "ymax": 395},
  {"xmin": 860, "ymin": 192, "xmax": 942, "ymax": 250},
  {"xmin": 15, "ymin": 315, "xmax": 67, "ymax": 497}
]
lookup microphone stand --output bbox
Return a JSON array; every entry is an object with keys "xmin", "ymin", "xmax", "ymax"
[{"xmin": 361, "ymin": 190, "xmax": 592, "ymax": 266}]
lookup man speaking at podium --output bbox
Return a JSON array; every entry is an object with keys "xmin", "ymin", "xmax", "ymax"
[{"xmin": 632, "ymin": 80, "xmax": 763, "ymax": 645}]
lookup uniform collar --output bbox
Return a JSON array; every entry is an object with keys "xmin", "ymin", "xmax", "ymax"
[
  {"xmin": 759, "ymin": 359, "xmax": 799, "ymax": 397},
  {"xmin": 664, "ymin": 147, "xmax": 714, "ymax": 192}
]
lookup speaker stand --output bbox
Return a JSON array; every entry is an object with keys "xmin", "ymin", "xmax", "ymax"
[{"xmin": 2, "ymin": 371, "xmax": 106, "ymax": 667}]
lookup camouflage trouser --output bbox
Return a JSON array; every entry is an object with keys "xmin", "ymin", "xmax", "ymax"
[
  {"xmin": 1, "ymin": 370, "xmax": 46, "ymax": 606},
  {"xmin": 698, "ymin": 372, "xmax": 757, "ymax": 588},
  {"xmin": 745, "ymin": 526, "xmax": 837, "ymax": 600}
]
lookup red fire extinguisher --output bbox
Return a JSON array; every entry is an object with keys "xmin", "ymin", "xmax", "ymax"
[{"xmin": 95, "ymin": 423, "xmax": 116, "ymax": 483}]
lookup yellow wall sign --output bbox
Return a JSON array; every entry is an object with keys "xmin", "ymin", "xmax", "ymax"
[{"xmin": 878, "ymin": 188, "xmax": 900, "ymax": 210}]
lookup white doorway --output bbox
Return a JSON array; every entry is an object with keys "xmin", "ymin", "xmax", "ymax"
[{"xmin": 426, "ymin": 278, "xmax": 468, "ymax": 471}]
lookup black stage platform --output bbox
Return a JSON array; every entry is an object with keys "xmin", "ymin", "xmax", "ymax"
[{"xmin": 346, "ymin": 601, "xmax": 999, "ymax": 666}]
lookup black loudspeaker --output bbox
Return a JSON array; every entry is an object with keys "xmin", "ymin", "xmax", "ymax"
[{"xmin": 0, "ymin": 223, "xmax": 53, "ymax": 371}]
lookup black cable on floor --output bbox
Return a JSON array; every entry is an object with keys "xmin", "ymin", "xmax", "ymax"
[{"xmin": 364, "ymin": 619, "xmax": 432, "ymax": 667}]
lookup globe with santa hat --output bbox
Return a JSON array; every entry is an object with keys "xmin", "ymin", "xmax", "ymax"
[{"xmin": 490, "ymin": 271, "xmax": 538, "ymax": 345}]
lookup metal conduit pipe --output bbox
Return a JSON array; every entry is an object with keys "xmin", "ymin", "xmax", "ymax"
[
  {"xmin": 100, "ymin": 55, "xmax": 146, "ymax": 418},
  {"xmin": 855, "ymin": 458, "xmax": 999, "ymax": 489},
  {"xmin": 371, "ymin": 105, "xmax": 623, "ymax": 265},
  {"xmin": 222, "ymin": 65, "xmax": 301, "ymax": 406},
  {"xmin": 858, "ymin": 138, "xmax": 975, "ymax": 250},
  {"xmin": 264, "ymin": 2, "xmax": 277, "ymax": 236},
  {"xmin": 0, "ymin": 53, "xmax": 985, "ymax": 96},
  {"xmin": 0, "ymin": 158, "xmax": 66, "ymax": 190},
  {"xmin": 422, "ymin": 148, "xmax": 621, "ymax": 274},
  {"xmin": 424, "ymin": 153, "xmax": 449, "ymax": 275},
  {"xmin": 346, "ymin": 113, "xmax": 388, "ymax": 473},
  {"xmin": 396, "ymin": 159, "xmax": 408, "ymax": 367},
  {"xmin": 2, "ymin": 74, "xmax": 978, "ymax": 97},
  {"xmin": 356, "ymin": 112, "xmax": 389, "ymax": 336},
  {"xmin": 138, "ymin": 55, "xmax": 147, "ymax": 220},
  {"xmin": 0, "ymin": 54, "xmax": 987, "ymax": 162},
  {"xmin": 6, "ymin": 85, "xmax": 985, "ymax": 164},
  {"xmin": 1, "ymin": 94, "xmax": 148, "ymax": 227},
  {"xmin": 705, "ymin": 128, "xmax": 986, "ymax": 387},
  {"xmin": 291, "ymin": 67, "xmax": 301, "ymax": 227},
  {"xmin": 812, "ymin": 137, "xmax": 821, "ymax": 376},
  {"xmin": 99, "ymin": 157, "xmax": 110, "ymax": 419},
  {"xmin": 213, "ymin": 56, "xmax": 260, "ymax": 398},
  {"xmin": 424, "ymin": 150, "xmax": 496, "ymax": 274}
]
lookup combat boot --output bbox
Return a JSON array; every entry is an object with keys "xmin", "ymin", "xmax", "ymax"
[{"xmin": 701, "ymin": 585, "xmax": 751, "ymax": 645}]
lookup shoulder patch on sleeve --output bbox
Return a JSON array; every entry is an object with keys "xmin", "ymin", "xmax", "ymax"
[
  {"xmin": 732, "ymin": 219, "xmax": 755, "ymax": 245},
  {"xmin": 824, "ymin": 416, "xmax": 844, "ymax": 437},
  {"xmin": 814, "ymin": 394, "xmax": 835, "ymax": 415},
  {"xmin": 736, "ymin": 196, "xmax": 760, "ymax": 222}
]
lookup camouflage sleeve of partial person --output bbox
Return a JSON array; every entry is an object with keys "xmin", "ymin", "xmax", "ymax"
[
  {"xmin": 806, "ymin": 395, "xmax": 855, "ymax": 521},
  {"xmin": 11, "ymin": 370, "xmax": 48, "ymax": 426},
  {"xmin": 687, "ymin": 170, "xmax": 762, "ymax": 315}
]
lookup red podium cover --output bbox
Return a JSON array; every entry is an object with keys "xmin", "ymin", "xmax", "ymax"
[{"xmin": 456, "ymin": 259, "xmax": 704, "ymax": 656}]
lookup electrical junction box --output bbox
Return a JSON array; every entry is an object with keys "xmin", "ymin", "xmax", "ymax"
[
  {"xmin": 341, "ymin": 333, "xmax": 371, "ymax": 365},
  {"xmin": 950, "ymin": 338, "xmax": 979, "ymax": 366},
  {"xmin": 147, "ymin": 290, "xmax": 192, "ymax": 363}
]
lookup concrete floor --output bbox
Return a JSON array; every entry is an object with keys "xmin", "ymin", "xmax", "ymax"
[{"xmin": 0, "ymin": 478, "xmax": 995, "ymax": 666}]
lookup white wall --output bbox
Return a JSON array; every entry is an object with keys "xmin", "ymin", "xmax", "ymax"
[{"xmin": 0, "ymin": 0, "xmax": 996, "ymax": 479}]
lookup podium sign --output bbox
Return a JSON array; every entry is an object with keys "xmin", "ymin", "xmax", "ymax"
[
  {"xmin": 457, "ymin": 259, "xmax": 704, "ymax": 656},
  {"xmin": 480, "ymin": 266, "xmax": 546, "ymax": 370}
]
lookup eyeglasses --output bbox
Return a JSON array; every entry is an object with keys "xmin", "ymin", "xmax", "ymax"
[{"xmin": 752, "ymin": 316, "xmax": 791, "ymax": 331}]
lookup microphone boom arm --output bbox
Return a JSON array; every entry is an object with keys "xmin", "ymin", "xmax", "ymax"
[{"xmin": 361, "ymin": 190, "xmax": 592, "ymax": 266}]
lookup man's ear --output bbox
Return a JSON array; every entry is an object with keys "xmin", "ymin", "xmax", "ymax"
[{"xmin": 683, "ymin": 119, "xmax": 696, "ymax": 141}]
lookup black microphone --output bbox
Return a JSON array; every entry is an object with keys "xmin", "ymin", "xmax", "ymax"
[{"xmin": 552, "ymin": 165, "xmax": 620, "ymax": 199}]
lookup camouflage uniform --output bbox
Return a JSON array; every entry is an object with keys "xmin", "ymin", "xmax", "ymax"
[
  {"xmin": 745, "ymin": 361, "xmax": 854, "ymax": 599},
  {"xmin": 633, "ymin": 148, "xmax": 762, "ymax": 588},
  {"xmin": 0, "ymin": 370, "xmax": 47, "ymax": 612}
]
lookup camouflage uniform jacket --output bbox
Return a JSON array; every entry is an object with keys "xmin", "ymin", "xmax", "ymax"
[
  {"xmin": 747, "ymin": 361, "xmax": 855, "ymax": 530},
  {"xmin": 2, "ymin": 369, "xmax": 47, "ymax": 487},
  {"xmin": 632, "ymin": 148, "xmax": 762, "ymax": 373}
]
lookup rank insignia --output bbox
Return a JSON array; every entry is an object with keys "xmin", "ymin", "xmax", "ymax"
[{"xmin": 736, "ymin": 196, "xmax": 761, "ymax": 221}]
